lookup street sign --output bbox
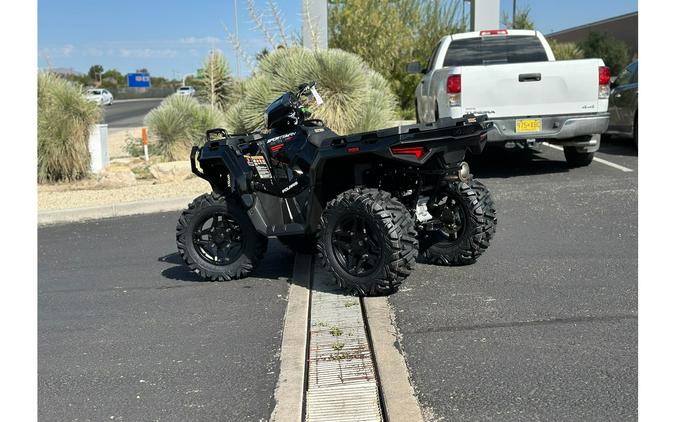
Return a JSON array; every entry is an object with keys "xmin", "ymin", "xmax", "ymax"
[{"xmin": 127, "ymin": 72, "xmax": 151, "ymax": 88}]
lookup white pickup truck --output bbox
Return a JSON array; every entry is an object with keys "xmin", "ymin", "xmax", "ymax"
[{"xmin": 408, "ymin": 29, "xmax": 611, "ymax": 167}]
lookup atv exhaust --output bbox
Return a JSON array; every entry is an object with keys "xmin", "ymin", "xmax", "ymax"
[
  {"xmin": 458, "ymin": 161, "xmax": 470, "ymax": 181},
  {"xmin": 444, "ymin": 161, "xmax": 471, "ymax": 182}
]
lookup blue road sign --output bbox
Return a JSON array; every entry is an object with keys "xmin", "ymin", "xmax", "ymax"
[{"xmin": 127, "ymin": 73, "xmax": 151, "ymax": 88}]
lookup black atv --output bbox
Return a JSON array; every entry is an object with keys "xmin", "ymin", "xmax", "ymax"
[{"xmin": 176, "ymin": 82, "xmax": 496, "ymax": 295}]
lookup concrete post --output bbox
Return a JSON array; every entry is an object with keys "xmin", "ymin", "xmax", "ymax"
[
  {"xmin": 88, "ymin": 124, "xmax": 109, "ymax": 173},
  {"xmin": 469, "ymin": 0, "xmax": 500, "ymax": 32}
]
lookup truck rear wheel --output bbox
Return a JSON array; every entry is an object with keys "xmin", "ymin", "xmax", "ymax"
[
  {"xmin": 317, "ymin": 188, "xmax": 418, "ymax": 296},
  {"xmin": 563, "ymin": 147, "xmax": 594, "ymax": 167},
  {"xmin": 421, "ymin": 178, "xmax": 495, "ymax": 265},
  {"xmin": 176, "ymin": 193, "xmax": 267, "ymax": 281}
]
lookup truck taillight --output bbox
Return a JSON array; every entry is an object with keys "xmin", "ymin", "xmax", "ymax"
[
  {"xmin": 480, "ymin": 29, "xmax": 508, "ymax": 36},
  {"xmin": 447, "ymin": 74, "xmax": 461, "ymax": 106},
  {"xmin": 447, "ymin": 74, "xmax": 461, "ymax": 93},
  {"xmin": 598, "ymin": 66, "xmax": 610, "ymax": 98}
]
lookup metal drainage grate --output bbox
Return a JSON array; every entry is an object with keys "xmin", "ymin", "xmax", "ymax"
[{"xmin": 305, "ymin": 265, "xmax": 382, "ymax": 422}]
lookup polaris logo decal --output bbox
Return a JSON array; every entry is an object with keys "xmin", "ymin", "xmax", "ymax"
[{"xmin": 281, "ymin": 181, "xmax": 299, "ymax": 193}]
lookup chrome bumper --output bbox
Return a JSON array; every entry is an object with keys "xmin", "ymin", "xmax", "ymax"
[{"xmin": 486, "ymin": 113, "xmax": 610, "ymax": 142}]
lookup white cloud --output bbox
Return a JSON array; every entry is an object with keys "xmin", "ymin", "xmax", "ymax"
[
  {"xmin": 118, "ymin": 48, "xmax": 178, "ymax": 59},
  {"xmin": 179, "ymin": 36, "xmax": 221, "ymax": 45},
  {"xmin": 61, "ymin": 44, "xmax": 74, "ymax": 57},
  {"xmin": 83, "ymin": 47, "xmax": 104, "ymax": 57},
  {"xmin": 44, "ymin": 44, "xmax": 75, "ymax": 58}
]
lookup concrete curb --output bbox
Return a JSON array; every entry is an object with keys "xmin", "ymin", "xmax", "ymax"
[
  {"xmin": 363, "ymin": 296, "xmax": 424, "ymax": 422},
  {"xmin": 38, "ymin": 196, "xmax": 195, "ymax": 226},
  {"xmin": 270, "ymin": 254, "xmax": 311, "ymax": 422}
]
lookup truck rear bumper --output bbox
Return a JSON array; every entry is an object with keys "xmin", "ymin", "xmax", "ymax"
[{"xmin": 486, "ymin": 113, "xmax": 609, "ymax": 142}]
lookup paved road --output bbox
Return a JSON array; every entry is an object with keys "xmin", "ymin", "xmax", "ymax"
[
  {"xmin": 102, "ymin": 99, "xmax": 163, "ymax": 129},
  {"xmin": 390, "ymin": 137, "xmax": 638, "ymax": 421},
  {"xmin": 38, "ymin": 212, "xmax": 293, "ymax": 421}
]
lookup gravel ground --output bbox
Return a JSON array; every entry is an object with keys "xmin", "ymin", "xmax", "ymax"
[
  {"xmin": 107, "ymin": 127, "xmax": 141, "ymax": 158},
  {"xmin": 38, "ymin": 177, "xmax": 211, "ymax": 211}
]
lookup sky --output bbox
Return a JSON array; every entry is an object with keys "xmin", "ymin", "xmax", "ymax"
[{"xmin": 38, "ymin": 0, "xmax": 638, "ymax": 79}]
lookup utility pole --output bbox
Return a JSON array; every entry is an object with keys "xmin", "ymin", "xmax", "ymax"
[
  {"xmin": 512, "ymin": 0, "xmax": 517, "ymax": 28},
  {"xmin": 233, "ymin": 0, "xmax": 241, "ymax": 79}
]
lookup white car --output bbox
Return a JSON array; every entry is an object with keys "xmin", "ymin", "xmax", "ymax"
[
  {"xmin": 176, "ymin": 86, "xmax": 196, "ymax": 96},
  {"xmin": 408, "ymin": 29, "xmax": 610, "ymax": 167},
  {"xmin": 85, "ymin": 88, "xmax": 114, "ymax": 106}
]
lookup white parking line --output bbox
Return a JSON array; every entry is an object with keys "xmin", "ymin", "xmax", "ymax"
[{"xmin": 541, "ymin": 142, "xmax": 634, "ymax": 173}]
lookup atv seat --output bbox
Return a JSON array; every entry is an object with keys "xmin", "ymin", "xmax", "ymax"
[{"xmin": 302, "ymin": 125, "xmax": 339, "ymax": 148}]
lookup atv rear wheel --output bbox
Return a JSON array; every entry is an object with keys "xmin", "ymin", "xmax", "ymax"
[
  {"xmin": 420, "ymin": 178, "xmax": 495, "ymax": 265},
  {"xmin": 277, "ymin": 234, "xmax": 317, "ymax": 254},
  {"xmin": 317, "ymin": 188, "xmax": 418, "ymax": 296},
  {"xmin": 176, "ymin": 193, "xmax": 267, "ymax": 281}
]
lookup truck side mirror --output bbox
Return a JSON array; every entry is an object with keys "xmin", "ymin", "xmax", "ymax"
[{"xmin": 406, "ymin": 62, "xmax": 424, "ymax": 74}]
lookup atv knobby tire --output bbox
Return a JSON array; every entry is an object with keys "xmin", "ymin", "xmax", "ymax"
[
  {"xmin": 277, "ymin": 234, "xmax": 317, "ymax": 254},
  {"xmin": 176, "ymin": 193, "xmax": 267, "ymax": 281},
  {"xmin": 421, "ymin": 178, "xmax": 495, "ymax": 265},
  {"xmin": 317, "ymin": 188, "xmax": 418, "ymax": 296}
]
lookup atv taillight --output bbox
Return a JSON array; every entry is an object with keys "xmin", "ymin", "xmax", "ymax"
[{"xmin": 391, "ymin": 146, "xmax": 426, "ymax": 160}]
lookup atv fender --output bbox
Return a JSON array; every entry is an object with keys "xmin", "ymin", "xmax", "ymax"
[{"xmin": 191, "ymin": 142, "xmax": 251, "ymax": 196}]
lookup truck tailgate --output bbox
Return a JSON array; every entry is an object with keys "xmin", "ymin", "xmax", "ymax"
[{"xmin": 461, "ymin": 58, "xmax": 603, "ymax": 118}]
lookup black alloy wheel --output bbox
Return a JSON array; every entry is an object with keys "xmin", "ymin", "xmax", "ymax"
[
  {"xmin": 331, "ymin": 215, "xmax": 383, "ymax": 277},
  {"xmin": 193, "ymin": 213, "xmax": 244, "ymax": 265}
]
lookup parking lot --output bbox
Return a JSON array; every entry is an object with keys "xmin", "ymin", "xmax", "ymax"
[{"xmin": 38, "ymin": 137, "xmax": 637, "ymax": 420}]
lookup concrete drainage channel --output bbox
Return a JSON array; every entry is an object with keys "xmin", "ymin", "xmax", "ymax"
[{"xmin": 271, "ymin": 253, "xmax": 424, "ymax": 422}]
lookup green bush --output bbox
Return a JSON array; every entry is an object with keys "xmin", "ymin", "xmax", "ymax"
[
  {"xmin": 224, "ymin": 47, "xmax": 397, "ymax": 135},
  {"xmin": 37, "ymin": 72, "xmax": 101, "ymax": 183},
  {"xmin": 144, "ymin": 95, "xmax": 226, "ymax": 161},
  {"xmin": 549, "ymin": 39, "xmax": 584, "ymax": 61},
  {"xmin": 580, "ymin": 31, "xmax": 631, "ymax": 75}
]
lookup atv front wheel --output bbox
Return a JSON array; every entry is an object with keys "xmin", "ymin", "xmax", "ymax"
[
  {"xmin": 176, "ymin": 193, "xmax": 267, "ymax": 281},
  {"xmin": 317, "ymin": 188, "xmax": 418, "ymax": 296},
  {"xmin": 421, "ymin": 178, "xmax": 495, "ymax": 265}
]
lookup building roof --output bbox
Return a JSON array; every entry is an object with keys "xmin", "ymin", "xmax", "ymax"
[{"xmin": 547, "ymin": 11, "xmax": 637, "ymax": 37}]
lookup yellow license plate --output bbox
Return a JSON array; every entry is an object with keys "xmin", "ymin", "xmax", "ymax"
[{"xmin": 515, "ymin": 119, "xmax": 542, "ymax": 133}]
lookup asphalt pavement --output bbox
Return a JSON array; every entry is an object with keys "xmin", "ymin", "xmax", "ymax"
[
  {"xmin": 390, "ymin": 137, "xmax": 638, "ymax": 421},
  {"xmin": 37, "ymin": 136, "xmax": 638, "ymax": 421},
  {"xmin": 38, "ymin": 212, "xmax": 293, "ymax": 421},
  {"xmin": 102, "ymin": 98, "xmax": 163, "ymax": 129}
]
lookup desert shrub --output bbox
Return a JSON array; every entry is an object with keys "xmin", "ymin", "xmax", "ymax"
[
  {"xmin": 124, "ymin": 135, "xmax": 160, "ymax": 158},
  {"xmin": 197, "ymin": 50, "xmax": 234, "ymax": 110},
  {"xmin": 37, "ymin": 72, "xmax": 101, "ymax": 183},
  {"xmin": 144, "ymin": 95, "xmax": 226, "ymax": 161},
  {"xmin": 549, "ymin": 39, "xmax": 584, "ymax": 61},
  {"xmin": 227, "ymin": 47, "xmax": 397, "ymax": 135}
]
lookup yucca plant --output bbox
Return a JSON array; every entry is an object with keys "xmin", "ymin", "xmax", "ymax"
[
  {"xmin": 145, "ymin": 95, "xmax": 226, "ymax": 161},
  {"xmin": 37, "ymin": 72, "xmax": 101, "ymax": 183},
  {"xmin": 197, "ymin": 50, "xmax": 235, "ymax": 110},
  {"xmin": 549, "ymin": 40, "xmax": 584, "ymax": 61},
  {"xmin": 229, "ymin": 47, "xmax": 397, "ymax": 135}
]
